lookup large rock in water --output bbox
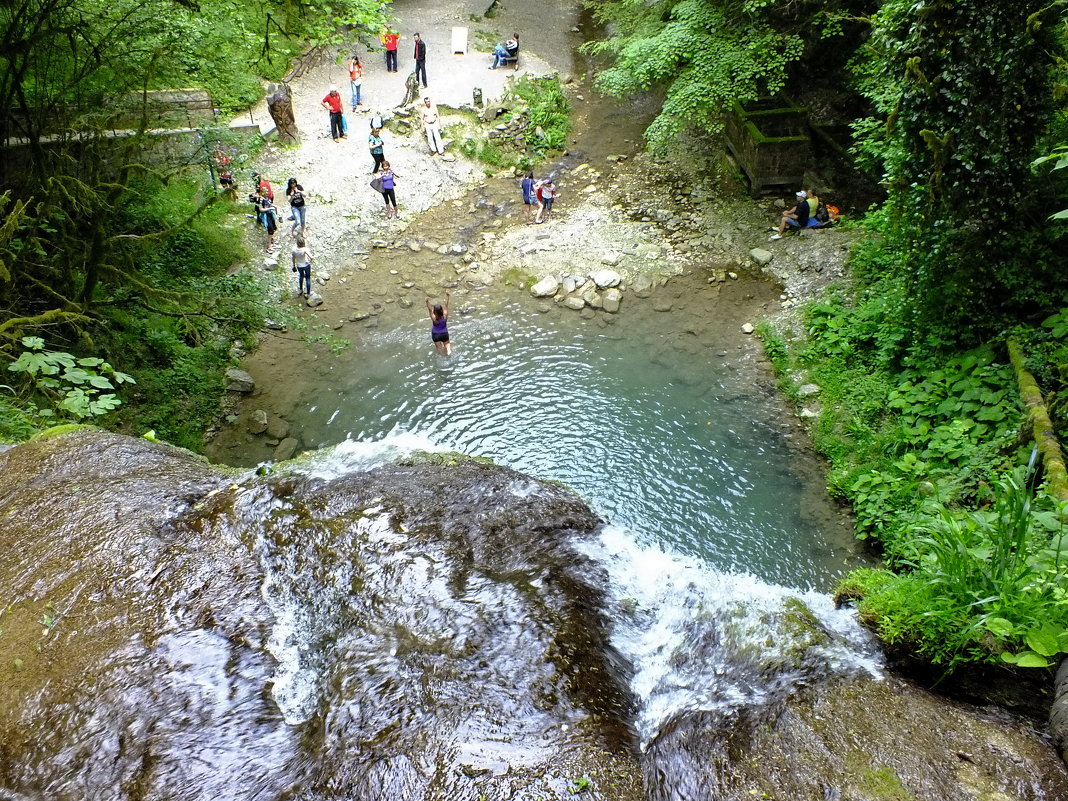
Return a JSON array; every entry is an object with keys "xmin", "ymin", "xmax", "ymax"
[{"xmin": 0, "ymin": 429, "xmax": 641, "ymax": 801}]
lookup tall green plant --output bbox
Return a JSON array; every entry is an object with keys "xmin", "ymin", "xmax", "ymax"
[{"xmin": 843, "ymin": 466, "xmax": 1068, "ymax": 670}]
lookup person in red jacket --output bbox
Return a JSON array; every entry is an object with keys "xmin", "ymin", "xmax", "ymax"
[
  {"xmin": 381, "ymin": 28, "xmax": 399, "ymax": 73},
  {"xmin": 321, "ymin": 87, "xmax": 345, "ymax": 142}
]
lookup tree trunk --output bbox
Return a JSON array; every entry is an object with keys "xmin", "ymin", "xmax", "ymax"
[
  {"xmin": 1007, "ymin": 337, "xmax": 1068, "ymax": 503},
  {"xmin": 266, "ymin": 83, "xmax": 299, "ymax": 146}
]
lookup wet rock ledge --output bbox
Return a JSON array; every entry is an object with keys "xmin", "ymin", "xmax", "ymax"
[{"xmin": 1, "ymin": 429, "xmax": 1067, "ymax": 801}]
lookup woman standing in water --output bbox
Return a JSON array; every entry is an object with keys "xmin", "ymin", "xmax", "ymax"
[{"xmin": 426, "ymin": 291, "xmax": 451, "ymax": 356}]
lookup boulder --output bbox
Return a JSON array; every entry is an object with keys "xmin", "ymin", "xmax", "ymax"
[
  {"xmin": 273, "ymin": 437, "xmax": 299, "ymax": 462},
  {"xmin": 590, "ymin": 268, "xmax": 622, "ymax": 288},
  {"xmin": 797, "ymin": 383, "xmax": 821, "ymax": 398},
  {"xmin": 652, "ymin": 298, "xmax": 673, "ymax": 313},
  {"xmin": 582, "ymin": 289, "xmax": 603, "ymax": 310},
  {"xmin": 306, "ymin": 292, "xmax": 324, "ymax": 307},
  {"xmin": 741, "ymin": 323, "xmax": 755, "ymax": 334},
  {"xmin": 561, "ymin": 276, "xmax": 578, "ymax": 295},
  {"xmin": 225, "ymin": 367, "xmax": 255, "ymax": 393},
  {"xmin": 247, "ymin": 409, "xmax": 269, "ymax": 435},
  {"xmin": 749, "ymin": 248, "xmax": 774, "ymax": 267},
  {"xmin": 631, "ymin": 274, "xmax": 654, "ymax": 298},
  {"xmin": 602, "ymin": 288, "xmax": 622, "ymax": 314},
  {"xmin": 600, "ymin": 252, "xmax": 622, "ymax": 268},
  {"xmin": 530, "ymin": 275, "xmax": 560, "ymax": 298},
  {"xmin": 563, "ymin": 296, "xmax": 586, "ymax": 311},
  {"xmin": 266, "ymin": 416, "xmax": 290, "ymax": 439}
]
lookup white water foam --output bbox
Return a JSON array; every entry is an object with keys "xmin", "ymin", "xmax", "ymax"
[
  {"xmin": 281, "ymin": 430, "xmax": 445, "ymax": 480},
  {"xmin": 577, "ymin": 525, "xmax": 883, "ymax": 749}
]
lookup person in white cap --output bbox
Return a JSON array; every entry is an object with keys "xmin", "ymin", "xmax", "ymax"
[
  {"xmin": 420, "ymin": 96, "xmax": 445, "ymax": 155},
  {"xmin": 770, "ymin": 189, "xmax": 810, "ymax": 240}
]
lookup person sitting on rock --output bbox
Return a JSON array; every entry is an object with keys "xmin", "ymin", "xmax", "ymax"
[
  {"xmin": 770, "ymin": 190, "xmax": 810, "ymax": 240},
  {"xmin": 490, "ymin": 34, "xmax": 520, "ymax": 69}
]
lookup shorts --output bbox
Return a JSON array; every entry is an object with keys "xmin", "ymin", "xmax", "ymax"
[
  {"xmin": 543, "ymin": 198, "xmax": 554, "ymax": 211},
  {"xmin": 523, "ymin": 194, "xmax": 535, "ymax": 205},
  {"xmin": 432, "ymin": 332, "xmax": 450, "ymax": 343}
]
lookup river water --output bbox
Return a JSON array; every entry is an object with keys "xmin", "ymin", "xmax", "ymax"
[{"xmin": 224, "ymin": 288, "xmax": 863, "ymax": 591}]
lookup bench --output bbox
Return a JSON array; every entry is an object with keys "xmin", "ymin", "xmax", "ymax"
[{"xmin": 499, "ymin": 53, "xmax": 519, "ymax": 70}]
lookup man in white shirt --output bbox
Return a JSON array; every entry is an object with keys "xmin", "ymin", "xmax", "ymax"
[{"xmin": 420, "ymin": 96, "xmax": 445, "ymax": 156}]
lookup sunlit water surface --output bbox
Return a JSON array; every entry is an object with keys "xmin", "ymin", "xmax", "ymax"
[{"xmin": 273, "ymin": 298, "xmax": 858, "ymax": 591}]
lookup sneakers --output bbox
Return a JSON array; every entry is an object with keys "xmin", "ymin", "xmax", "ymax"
[{"xmin": 769, "ymin": 234, "xmax": 782, "ymax": 241}]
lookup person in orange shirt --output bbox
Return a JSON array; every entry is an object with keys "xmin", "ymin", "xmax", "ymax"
[{"xmin": 381, "ymin": 28, "xmax": 399, "ymax": 73}]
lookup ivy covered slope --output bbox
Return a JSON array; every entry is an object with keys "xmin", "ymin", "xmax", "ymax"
[
  {"xmin": 0, "ymin": 0, "xmax": 385, "ymax": 449},
  {"xmin": 759, "ymin": 0, "xmax": 1068, "ymax": 672}
]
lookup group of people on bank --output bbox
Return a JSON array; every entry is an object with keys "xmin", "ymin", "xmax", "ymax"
[{"xmin": 247, "ymin": 28, "xmax": 549, "ymax": 356}]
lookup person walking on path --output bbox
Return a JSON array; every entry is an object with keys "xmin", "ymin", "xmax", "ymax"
[
  {"xmin": 286, "ymin": 178, "xmax": 308, "ymax": 235},
  {"xmin": 381, "ymin": 28, "xmax": 399, "ymax": 73},
  {"xmin": 347, "ymin": 55, "xmax": 364, "ymax": 111},
  {"xmin": 291, "ymin": 235, "xmax": 313, "ymax": 297},
  {"xmin": 520, "ymin": 171, "xmax": 536, "ymax": 223},
  {"xmin": 413, "ymin": 33, "xmax": 428, "ymax": 88},
  {"xmin": 426, "ymin": 291, "xmax": 451, "ymax": 356},
  {"xmin": 534, "ymin": 177, "xmax": 556, "ymax": 223},
  {"xmin": 369, "ymin": 127, "xmax": 385, "ymax": 173},
  {"xmin": 420, "ymin": 96, "xmax": 445, "ymax": 155},
  {"xmin": 378, "ymin": 160, "xmax": 398, "ymax": 219},
  {"xmin": 321, "ymin": 87, "xmax": 345, "ymax": 141}
]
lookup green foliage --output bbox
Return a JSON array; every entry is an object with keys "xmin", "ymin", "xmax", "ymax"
[
  {"xmin": 456, "ymin": 76, "xmax": 571, "ymax": 169},
  {"xmin": 850, "ymin": 0, "xmax": 1068, "ymax": 341},
  {"xmin": 510, "ymin": 75, "xmax": 572, "ymax": 156},
  {"xmin": 582, "ymin": 0, "xmax": 810, "ymax": 152},
  {"xmin": 842, "ymin": 469, "xmax": 1068, "ymax": 671},
  {"xmin": 6, "ymin": 336, "xmax": 134, "ymax": 422}
]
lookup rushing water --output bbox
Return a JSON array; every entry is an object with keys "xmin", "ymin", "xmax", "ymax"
[{"xmin": 234, "ymin": 290, "xmax": 862, "ymax": 592}]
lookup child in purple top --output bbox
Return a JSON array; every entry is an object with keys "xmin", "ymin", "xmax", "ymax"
[{"xmin": 426, "ymin": 291, "xmax": 451, "ymax": 356}]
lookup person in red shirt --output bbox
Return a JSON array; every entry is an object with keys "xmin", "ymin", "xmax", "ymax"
[
  {"xmin": 381, "ymin": 28, "xmax": 399, "ymax": 73},
  {"xmin": 321, "ymin": 87, "xmax": 345, "ymax": 142}
]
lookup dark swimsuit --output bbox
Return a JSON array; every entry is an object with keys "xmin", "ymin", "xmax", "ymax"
[{"xmin": 431, "ymin": 314, "xmax": 449, "ymax": 342}]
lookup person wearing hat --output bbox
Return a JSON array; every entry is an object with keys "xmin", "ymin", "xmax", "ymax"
[
  {"xmin": 321, "ymin": 86, "xmax": 345, "ymax": 142},
  {"xmin": 420, "ymin": 96, "xmax": 445, "ymax": 155},
  {"xmin": 770, "ymin": 189, "xmax": 810, "ymax": 240}
]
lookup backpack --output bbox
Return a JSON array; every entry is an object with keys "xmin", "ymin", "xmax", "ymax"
[
  {"xmin": 815, "ymin": 202, "xmax": 840, "ymax": 224},
  {"xmin": 290, "ymin": 191, "xmax": 305, "ymax": 208}
]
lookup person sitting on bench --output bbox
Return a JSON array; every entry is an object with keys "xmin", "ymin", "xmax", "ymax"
[{"xmin": 490, "ymin": 34, "xmax": 520, "ymax": 69}]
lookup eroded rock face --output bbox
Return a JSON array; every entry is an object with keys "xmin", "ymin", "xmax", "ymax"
[
  {"xmin": 644, "ymin": 674, "xmax": 1068, "ymax": 801},
  {"xmin": 0, "ymin": 430, "xmax": 642, "ymax": 801}
]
